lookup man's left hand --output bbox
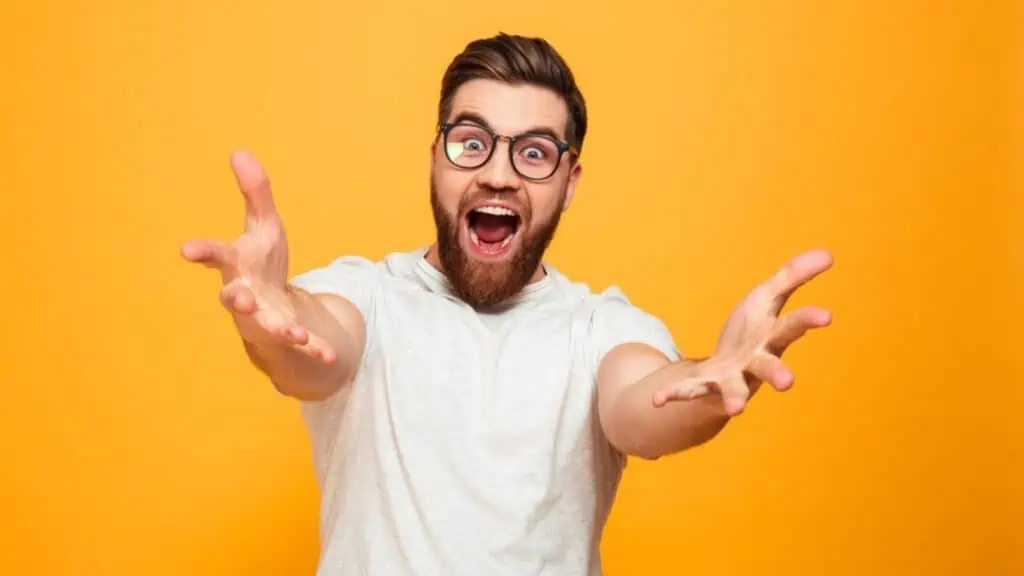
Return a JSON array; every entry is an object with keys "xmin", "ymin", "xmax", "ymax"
[{"xmin": 653, "ymin": 250, "xmax": 834, "ymax": 415}]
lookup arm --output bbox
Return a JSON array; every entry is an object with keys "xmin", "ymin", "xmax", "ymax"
[
  {"xmin": 597, "ymin": 250, "xmax": 834, "ymax": 461},
  {"xmin": 597, "ymin": 344, "xmax": 733, "ymax": 460},
  {"xmin": 240, "ymin": 287, "xmax": 366, "ymax": 401},
  {"xmin": 182, "ymin": 150, "xmax": 368, "ymax": 402}
]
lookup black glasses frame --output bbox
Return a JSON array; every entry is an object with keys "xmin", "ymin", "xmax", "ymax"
[{"xmin": 438, "ymin": 122, "xmax": 578, "ymax": 181}]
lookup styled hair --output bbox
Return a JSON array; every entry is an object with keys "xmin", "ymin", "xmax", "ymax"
[{"xmin": 437, "ymin": 33, "xmax": 587, "ymax": 156}]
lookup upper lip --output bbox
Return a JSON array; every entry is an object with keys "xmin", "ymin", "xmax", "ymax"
[{"xmin": 465, "ymin": 201, "xmax": 522, "ymax": 219}]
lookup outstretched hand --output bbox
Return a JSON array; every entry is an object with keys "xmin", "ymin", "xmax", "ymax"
[
  {"xmin": 653, "ymin": 250, "xmax": 834, "ymax": 415},
  {"xmin": 180, "ymin": 151, "xmax": 336, "ymax": 363}
]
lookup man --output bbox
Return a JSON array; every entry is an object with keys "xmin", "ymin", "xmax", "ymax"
[{"xmin": 182, "ymin": 33, "xmax": 832, "ymax": 575}]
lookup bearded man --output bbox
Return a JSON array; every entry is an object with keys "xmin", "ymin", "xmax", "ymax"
[{"xmin": 181, "ymin": 32, "xmax": 833, "ymax": 576}]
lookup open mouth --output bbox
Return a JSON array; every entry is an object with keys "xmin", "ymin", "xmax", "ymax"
[{"xmin": 466, "ymin": 205, "xmax": 521, "ymax": 257}]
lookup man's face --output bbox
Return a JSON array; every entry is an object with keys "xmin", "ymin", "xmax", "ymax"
[{"xmin": 430, "ymin": 79, "xmax": 582, "ymax": 309}]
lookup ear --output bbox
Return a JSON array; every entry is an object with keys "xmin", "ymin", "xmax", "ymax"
[
  {"xmin": 429, "ymin": 137, "xmax": 440, "ymax": 173},
  {"xmin": 561, "ymin": 161, "xmax": 582, "ymax": 212}
]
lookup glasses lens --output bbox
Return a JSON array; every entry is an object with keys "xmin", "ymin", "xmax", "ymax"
[
  {"xmin": 512, "ymin": 135, "xmax": 561, "ymax": 180},
  {"xmin": 445, "ymin": 124, "xmax": 492, "ymax": 168},
  {"xmin": 443, "ymin": 124, "xmax": 564, "ymax": 180}
]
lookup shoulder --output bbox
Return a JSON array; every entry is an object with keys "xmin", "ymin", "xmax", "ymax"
[
  {"xmin": 288, "ymin": 248, "xmax": 426, "ymax": 313},
  {"xmin": 290, "ymin": 254, "xmax": 381, "ymax": 286},
  {"xmin": 290, "ymin": 248, "xmax": 424, "ymax": 290},
  {"xmin": 543, "ymin": 266, "xmax": 681, "ymax": 365},
  {"xmin": 289, "ymin": 254, "xmax": 380, "ymax": 298},
  {"xmin": 560, "ymin": 277, "xmax": 682, "ymax": 372},
  {"xmin": 548, "ymin": 267, "xmax": 667, "ymax": 331},
  {"xmin": 586, "ymin": 285, "xmax": 671, "ymax": 341}
]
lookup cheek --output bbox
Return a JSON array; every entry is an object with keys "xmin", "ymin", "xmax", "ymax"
[
  {"xmin": 524, "ymin": 184, "xmax": 564, "ymax": 223},
  {"xmin": 433, "ymin": 163, "xmax": 472, "ymax": 209}
]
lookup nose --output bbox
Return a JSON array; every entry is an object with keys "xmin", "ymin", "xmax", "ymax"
[{"xmin": 476, "ymin": 138, "xmax": 521, "ymax": 191}]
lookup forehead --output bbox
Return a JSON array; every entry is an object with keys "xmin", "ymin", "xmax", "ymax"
[{"xmin": 447, "ymin": 79, "xmax": 569, "ymax": 139}]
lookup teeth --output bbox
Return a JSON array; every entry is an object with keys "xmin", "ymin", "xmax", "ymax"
[{"xmin": 474, "ymin": 205, "xmax": 516, "ymax": 217}]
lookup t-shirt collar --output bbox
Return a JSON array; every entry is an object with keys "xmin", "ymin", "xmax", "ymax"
[{"xmin": 411, "ymin": 247, "xmax": 554, "ymax": 308}]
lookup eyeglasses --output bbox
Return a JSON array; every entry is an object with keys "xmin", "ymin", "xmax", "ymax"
[{"xmin": 438, "ymin": 122, "xmax": 578, "ymax": 181}]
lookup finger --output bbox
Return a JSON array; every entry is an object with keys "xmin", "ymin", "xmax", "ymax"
[
  {"xmin": 249, "ymin": 312, "xmax": 336, "ymax": 365},
  {"xmin": 716, "ymin": 373, "xmax": 751, "ymax": 416},
  {"xmin": 652, "ymin": 380, "xmax": 712, "ymax": 407},
  {"xmin": 303, "ymin": 331, "xmax": 337, "ymax": 364},
  {"xmin": 765, "ymin": 249, "xmax": 834, "ymax": 312},
  {"xmin": 283, "ymin": 324, "xmax": 309, "ymax": 346},
  {"xmin": 219, "ymin": 280, "xmax": 256, "ymax": 315},
  {"xmin": 181, "ymin": 239, "xmax": 235, "ymax": 271},
  {"xmin": 230, "ymin": 150, "xmax": 278, "ymax": 226},
  {"xmin": 273, "ymin": 323, "xmax": 336, "ymax": 364},
  {"xmin": 766, "ymin": 305, "xmax": 832, "ymax": 356},
  {"xmin": 746, "ymin": 351, "xmax": 794, "ymax": 391}
]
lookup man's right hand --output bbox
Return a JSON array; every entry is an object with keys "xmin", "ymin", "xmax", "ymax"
[
  {"xmin": 181, "ymin": 151, "xmax": 368, "ymax": 402},
  {"xmin": 181, "ymin": 150, "xmax": 336, "ymax": 364}
]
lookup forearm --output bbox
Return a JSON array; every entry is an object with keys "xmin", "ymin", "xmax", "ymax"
[
  {"xmin": 599, "ymin": 347, "xmax": 734, "ymax": 460},
  {"xmin": 244, "ymin": 287, "xmax": 365, "ymax": 401}
]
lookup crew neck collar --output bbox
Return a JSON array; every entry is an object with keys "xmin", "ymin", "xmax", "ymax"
[{"xmin": 410, "ymin": 246, "xmax": 555, "ymax": 310}]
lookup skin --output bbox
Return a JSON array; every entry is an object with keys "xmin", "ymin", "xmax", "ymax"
[
  {"xmin": 180, "ymin": 78, "xmax": 833, "ymax": 460},
  {"xmin": 596, "ymin": 251, "xmax": 833, "ymax": 459},
  {"xmin": 425, "ymin": 79, "xmax": 582, "ymax": 306},
  {"xmin": 180, "ymin": 151, "xmax": 365, "ymax": 401}
]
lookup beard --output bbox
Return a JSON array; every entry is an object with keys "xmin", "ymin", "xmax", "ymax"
[{"xmin": 430, "ymin": 177, "xmax": 564, "ymax": 310}]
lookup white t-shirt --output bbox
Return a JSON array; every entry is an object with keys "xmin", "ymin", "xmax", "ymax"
[{"xmin": 289, "ymin": 247, "xmax": 681, "ymax": 576}]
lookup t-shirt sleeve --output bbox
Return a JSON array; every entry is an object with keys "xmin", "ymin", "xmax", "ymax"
[
  {"xmin": 585, "ymin": 286, "xmax": 682, "ymax": 376},
  {"xmin": 288, "ymin": 255, "xmax": 380, "ymax": 323},
  {"xmin": 289, "ymin": 256, "xmax": 380, "ymax": 421}
]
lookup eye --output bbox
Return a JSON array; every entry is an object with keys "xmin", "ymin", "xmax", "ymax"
[
  {"xmin": 464, "ymin": 138, "xmax": 486, "ymax": 152},
  {"xmin": 446, "ymin": 124, "xmax": 492, "ymax": 157},
  {"xmin": 522, "ymin": 146, "xmax": 545, "ymax": 160}
]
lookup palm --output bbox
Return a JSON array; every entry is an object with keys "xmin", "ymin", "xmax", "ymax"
[
  {"xmin": 223, "ymin": 219, "xmax": 294, "ymax": 332},
  {"xmin": 715, "ymin": 283, "xmax": 779, "ymax": 364},
  {"xmin": 233, "ymin": 219, "xmax": 288, "ymax": 290}
]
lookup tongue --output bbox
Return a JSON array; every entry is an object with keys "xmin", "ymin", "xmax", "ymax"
[{"xmin": 473, "ymin": 213, "xmax": 515, "ymax": 244}]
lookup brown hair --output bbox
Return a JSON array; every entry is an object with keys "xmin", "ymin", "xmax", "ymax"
[{"xmin": 437, "ymin": 33, "xmax": 588, "ymax": 156}]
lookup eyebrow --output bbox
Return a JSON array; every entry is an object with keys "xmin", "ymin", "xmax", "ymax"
[{"xmin": 449, "ymin": 111, "xmax": 566, "ymax": 142}]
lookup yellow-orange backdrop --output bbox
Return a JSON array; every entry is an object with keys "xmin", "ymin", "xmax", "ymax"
[{"xmin": 1, "ymin": 1, "xmax": 1020, "ymax": 574}]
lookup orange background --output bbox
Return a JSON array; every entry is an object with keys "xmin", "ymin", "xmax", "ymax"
[{"xmin": 1, "ymin": 1, "xmax": 1020, "ymax": 574}]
